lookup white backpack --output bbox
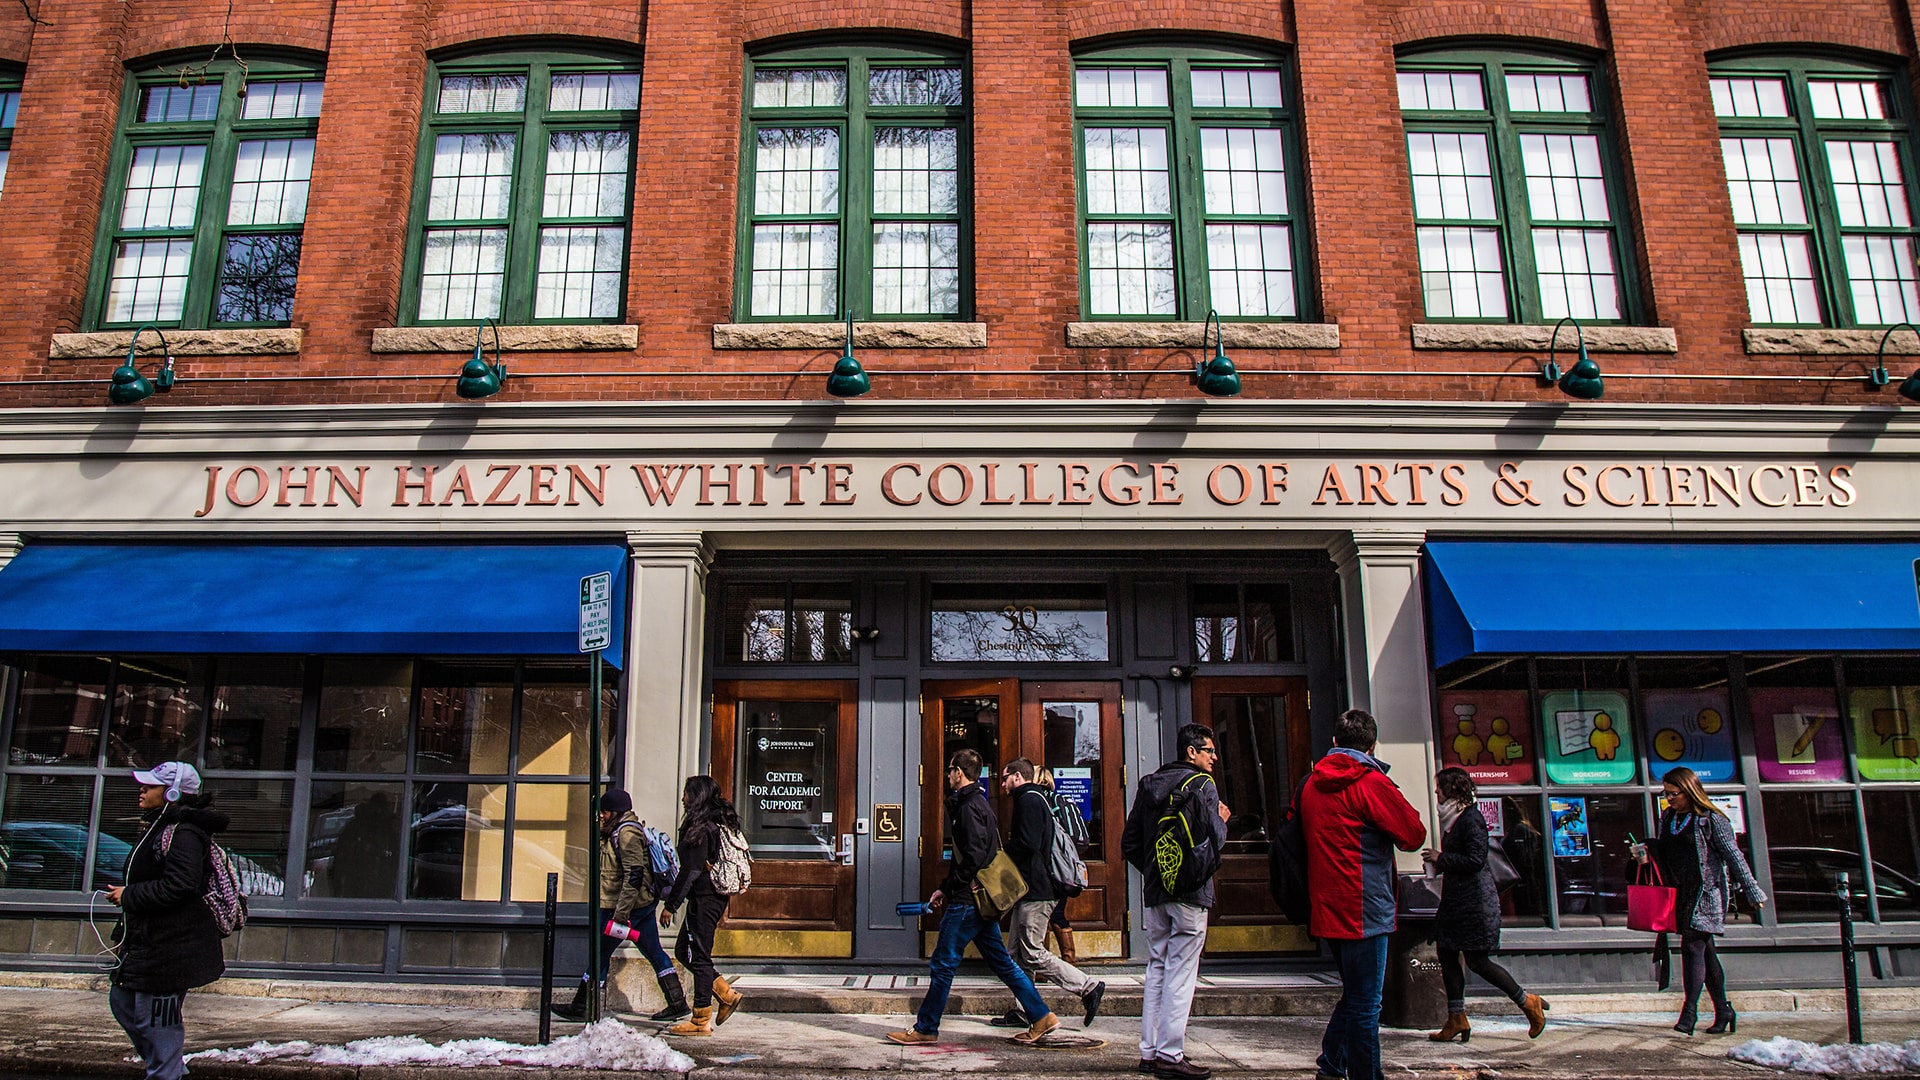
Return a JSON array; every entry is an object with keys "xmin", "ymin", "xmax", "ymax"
[{"xmin": 709, "ymin": 826, "xmax": 752, "ymax": 895}]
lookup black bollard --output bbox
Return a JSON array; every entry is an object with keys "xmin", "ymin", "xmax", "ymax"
[
  {"xmin": 539, "ymin": 872, "xmax": 559, "ymax": 1045},
  {"xmin": 1838, "ymin": 871, "xmax": 1862, "ymax": 1044}
]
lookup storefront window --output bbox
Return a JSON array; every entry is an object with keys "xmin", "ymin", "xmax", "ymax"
[
  {"xmin": 9, "ymin": 657, "xmax": 110, "ymax": 766},
  {"xmin": 509, "ymin": 782, "xmax": 589, "ymax": 901},
  {"xmin": 519, "ymin": 663, "xmax": 613, "ymax": 776},
  {"xmin": 930, "ymin": 583, "xmax": 1109, "ymax": 662},
  {"xmin": 1537, "ymin": 658, "xmax": 1634, "ymax": 784},
  {"xmin": 306, "ymin": 781, "xmax": 403, "ymax": 899},
  {"xmin": 1485, "ymin": 793, "xmax": 1550, "ymax": 926},
  {"xmin": 1746, "ymin": 656, "xmax": 1845, "ymax": 782},
  {"xmin": 216, "ymin": 776, "xmax": 292, "ymax": 896},
  {"xmin": 1762, "ymin": 788, "xmax": 1864, "ymax": 922},
  {"xmin": 315, "ymin": 660, "xmax": 412, "ymax": 773},
  {"xmin": 735, "ymin": 699, "xmax": 837, "ymax": 859},
  {"xmin": 1550, "ymin": 792, "xmax": 1642, "ymax": 926},
  {"xmin": 1207, "ymin": 692, "xmax": 1286, "ymax": 851},
  {"xmin": 1847, "ymin": 656, "xmax": 1920, "ymax": 782},
  {"xmin": 1862, "ymin": 790, "xmax": 1920, "ymax": 920},
  {"xmin": 1192, "ymin": 582, "xmax": 1293, "ymax": 662},
  {"xmin": 208, "ymin": 658, "xmax": 304, "ymax": 771},
  {"xmin": 409, "ymin": 780, "xmax": 506, "ymax": 901},
  {"xmin": 416, "ymin": 662, "xmax": 514, "ymax": 774},
  {"xmin": 0, "ymin": 773, "xmax": 98, "ymax": 890},
  {"xmin": 108, "ymin": 657, "xmax": 207, "ymax": 769},
  {"xmin": 1043, "ymin": 700, "xmax": 1104, "ymax": 852},
  {"xmin": 1638, "ymin": 658, "xmax": 1737, "ymax": 782}
]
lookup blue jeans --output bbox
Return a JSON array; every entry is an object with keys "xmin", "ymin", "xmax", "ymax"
[
  {"xmin": 914, "ymin": 902, "xmax": 1052, "ymax": 1035},
  {"xmin": 1317, "ymin": 934, "xmax": 1390, "ymax": 1080},
  {"xmin": 591, "ymin": 904, "xmax": 673, "ymax": 984}
]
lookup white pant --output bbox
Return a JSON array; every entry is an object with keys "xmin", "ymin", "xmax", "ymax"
[
  {"xmin": 1140, "ymin": 902, "xmax": 1208, "ymax": 1063},
  {"xmin": 1010, "ymin": 899, "xmax": 1096, "ymax": 996}
]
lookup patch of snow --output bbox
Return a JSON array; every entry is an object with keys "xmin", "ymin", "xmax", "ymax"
[
  {"xmin": 1730, "ymin": 1036, "xmax": 1920, "ymax": 1074},
  {"xmin": 186, "ymin": 1020, "xmax": 694, "ymax": 1072}
]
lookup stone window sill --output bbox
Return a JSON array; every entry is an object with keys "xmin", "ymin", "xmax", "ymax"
[
  {"xmin": 50, "ymin": 328, "xmax": 302, "ymax": 359},
  {"xmin": 1411, "ymin": 323, "xmax": 1677, "ymax": 353},
  {"xmin": 1742, "ymin": 327, "xmax": 1920, "ymax": 354},
  {"xmin": 1066, "ymin": 322, "xmax": 1339, "ymax": 349},
  {"xmin": 712, "ymin": 322, "xmax": 987, "ymax": 349},
  {"xmin": 370, "ymin": 325, "xmax": 639, "ymax": 353}
]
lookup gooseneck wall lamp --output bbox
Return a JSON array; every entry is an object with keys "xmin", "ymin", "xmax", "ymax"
[
  {"xmin": 1194, "ymin": 310, "xmax": 1242, "ymax": 397},
  {"xmin": 455, "ymin": 319, "xmax": 508, "ymax": 399},
  {"xmin": 826, "ymin": 311, "xmax": 872, "ymax": 398},
  {"xmin": 1541, "ymin": 316, "xmax": 1604, "ymax": 400},
  {"xmin": 107, "ymin": 324, "xmax": 176, "ymax": 405},
  {"xmin": 1869, "ymin": 322, "xmax": 1920, "ymax": 403}
]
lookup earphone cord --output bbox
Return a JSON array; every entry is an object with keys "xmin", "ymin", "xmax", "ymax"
[{"xmin": 86, "ymin": 890, "xmax": 121, "ymax": 964}]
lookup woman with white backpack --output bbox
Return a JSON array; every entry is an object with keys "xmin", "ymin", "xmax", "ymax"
[{"xmin": 658, "ymin": 775, "xmax": 750, "ymax": 1036}]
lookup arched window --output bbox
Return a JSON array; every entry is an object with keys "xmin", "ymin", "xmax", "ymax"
[
  {"xmin": 737, "ymin": 44, "xmax": 969, "ymax": 320},
  {"xmin": 400, "ymin": 48, "xmax": 640, "ymax": 325},
  {"xmin": 1072, "ymin": 44, "xmax": 1309, "ymax": 320},
  {"xmin": 1709, "ymin": 55, "xmax": 1920, "ymax": 327},
  {"xmin": 1396, "ymin": 48, "xmax": 1638, "ymax": 324},
  {"xmin": 86, "ymin": 58, "xmax": 324, "ymax": 329}
]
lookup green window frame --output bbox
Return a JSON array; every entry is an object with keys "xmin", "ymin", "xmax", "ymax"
[
  {"xmin": 84, "ymin": 60, "xmax": 323, "ymax": 330},
  {"xmin": 736, "ymin": 45, "xmax": 970, "ymax": 321},
  {"xmin": 400, "ymin": 50, "xmax": 640, "ymax": 326},
  {"xmin": 1397, "ymin": 49, "xmax": 1640, "ymax": 324},
  {"xmin": 1072, "ymin": 45, "xmax": 1312, "ymax": 321},
  {"xmin": 1709, "ymin": 56, "xmax": 1920, "ymax": 328},
  {"xmin": 0, "ymin": 73, "xmax": 19, "ymax": 203}
]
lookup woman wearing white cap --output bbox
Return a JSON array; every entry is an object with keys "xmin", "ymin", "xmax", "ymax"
[{"xmin": 105, "ymin": 762, "xmax": 228, "ymax": 1080}]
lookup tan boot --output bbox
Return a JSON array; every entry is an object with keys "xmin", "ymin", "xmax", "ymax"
[
  {"xmin": 1054, "ymin": 925, "xmax": 1077, "ymax": 964},
  {"xmin": 1520, "ymin": 993, "xmax": 1550, "ymax": 1039},
  {"xmin": 712, "ymin": 974, "xmax": 743, "ymax": 1026},
  {"xmin": 666, "ymin": 1005, "xmax": 713, "ymax": 1037},
  {"xmin": 1428, "ymin": 1012, "xmax": 1471, "ymax": 1043}
]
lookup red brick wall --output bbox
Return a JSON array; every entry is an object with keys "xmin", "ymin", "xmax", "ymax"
[{"xmin": 0, "ymin": 0, "xmax": 1916, "ymax": 407}]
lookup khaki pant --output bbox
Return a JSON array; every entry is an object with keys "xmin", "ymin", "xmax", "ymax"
[{"xmin": 1009, "ymin": 899, "xmax": 1096, "ymax": 996}]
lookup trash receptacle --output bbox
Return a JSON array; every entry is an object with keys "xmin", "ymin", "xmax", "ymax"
[{"xmin": 1381, "ymin": 873, "xmax": 1447, "ymax": 1030}]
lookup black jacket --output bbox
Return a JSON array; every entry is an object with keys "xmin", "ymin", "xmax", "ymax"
[
  {"xmin": 1005, "ymin": 784, "xmax": 1057, "ymax": 904},
  {"xmin": 662, "ymin": 820, "xmax": 717, "ymax": 916},
  {"xmin": 114, "ymin": 800, "xmax": 228, "ymax": 994},
  {"xmin": 1433, "ymin": 806, "xmax": 1500, "ymax": 953},
  {"xmin": 940, "ymin": 782, "xmax": 1001, "ymax": 899},
  {"xmin": 1122, "ymin": 762, "xmax": 1225, "ymax": 909}
]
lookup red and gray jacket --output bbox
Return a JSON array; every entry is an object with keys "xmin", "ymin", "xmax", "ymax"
[{"xmin": 1299, "ymin": 748, "xmax": 1426, "ymax": 940}]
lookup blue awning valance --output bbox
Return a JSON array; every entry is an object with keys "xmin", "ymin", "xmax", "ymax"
[
  {"xmin": 1424, "ymin": 541, "xmax": 1920, "ymax": 668},
  {"xmin": 0, "ymin": 542, "xmax": 629, "ymax": 668}
]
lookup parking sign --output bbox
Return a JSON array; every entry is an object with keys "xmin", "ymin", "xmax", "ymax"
[{"xmin": 579, "ymin": 572, "xmax": 612, "ymax": 653}]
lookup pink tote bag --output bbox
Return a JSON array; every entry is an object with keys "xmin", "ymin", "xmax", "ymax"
[{"xmin": 1627, "ymin": 860, "xmax": 1677, "ymax": 933}]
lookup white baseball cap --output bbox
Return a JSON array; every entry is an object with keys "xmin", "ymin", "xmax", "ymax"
[{"xmin": 132, "ymin": 762, "xmax": 201, "ymax": 797}]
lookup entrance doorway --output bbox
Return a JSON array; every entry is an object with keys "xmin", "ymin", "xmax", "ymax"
[
  {"xmin": 1192, "ymin": 676, "xmax": 1314, "ymax": 953},
  {"xmin": 919, "ymin": 679, "xmax": 1127, "ymax": 957}
]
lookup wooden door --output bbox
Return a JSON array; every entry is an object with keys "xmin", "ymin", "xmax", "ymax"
[
  {"xmin": 919, "ymin": 679, "xmax": 1020, "ymax": 906},
  {"xmin": 711, "ymin": 680, "xmax": 859, "ymax": 957},
  {"xmin": 1191, "ymin": 676, "xmax": 1315, "ymax": 954},
  {"xmin": 1020, "ymin": 681, "xmax": 1127, "ymax": 953}
]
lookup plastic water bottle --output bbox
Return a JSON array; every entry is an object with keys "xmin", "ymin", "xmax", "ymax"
[
  {"xmin": 895, "ymin": 902, "xmax": 931, "ymax": 917},
  {"xmin": 604, "ymin": 919, "xmax": 643, "ymax": 942}
]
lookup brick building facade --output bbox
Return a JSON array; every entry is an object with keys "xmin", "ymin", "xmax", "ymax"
[{"xmin": 0, "ymin": 0, "xmax": 1916, "ymax": 986}]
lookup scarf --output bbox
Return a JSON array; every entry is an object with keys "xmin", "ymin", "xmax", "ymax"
[{"xmin": 1437, "ymin": 798, "xmax": 1468, "ymax": 840}]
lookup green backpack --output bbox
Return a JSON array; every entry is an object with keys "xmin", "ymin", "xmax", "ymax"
[{"xmin": 1152, "ymin": 772, "xmax": 1221, "ymax": 896}]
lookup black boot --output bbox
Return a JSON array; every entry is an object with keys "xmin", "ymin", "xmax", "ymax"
[
  {"xmin": 650, "ymin": 971, "xmax": 692, "ymax": 1023},
  {"xmin": 551, "ymin": 978, "xmax": 591, "ymax": 1022}
]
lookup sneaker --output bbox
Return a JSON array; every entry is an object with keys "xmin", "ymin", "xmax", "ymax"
[
  {"xmin": 1139, "ymin": 1059, "xmax": 1157, "ymax": 1074},
  {"xmin": 1012, "ymin": 1011, "xmax": 1061, "ymax": 1044},
  {"xmin": 988, "ymin": 1008, "xmax": 1029, "ymax": 1027},
  {"xmin": 886, "ymin": 1029, "xmax": 938, "ymax": 1045},
  {"xmin": 1081, "ymin": 981, "xmax": 1107, "ymax": 1027},
  {"xmin": 1154, "ymin": 1057, "xmax": 1213, "ymax": 1080}
]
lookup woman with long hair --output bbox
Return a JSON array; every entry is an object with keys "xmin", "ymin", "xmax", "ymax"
[
  {"xmin": 1422, "ymin": 767, "xmax": 1548, "ymax": 1043},
  {"xmin": 658, "ymin": 775, "xmax": 745, "ymax": 1036},
  {"xmin": 1634, "ymin": 766, "xmax": 1766, "ymax": 1035}
]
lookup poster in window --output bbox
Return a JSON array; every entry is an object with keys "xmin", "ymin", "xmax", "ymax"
[
  {"xmin": 1659, "ymin": 792, "xmax": 1747, "ymax": 835},
  {"xmin": 1642, "ymin": 689, "xmax": 1737, "ymax": 782},
  {"xmin": 1438, "ymin": 690, "xmax": 1533, "ymax": 784},
  {"xmin": 1549, "ymin": 795, "xmax": 1590, "ymax": 858},
  {"xmin": 1748, "ymin": 687, "xmax": 1845, "ymax": 782},
  {"xmin": 1540, "ymin": 690, "xmax": 1635, "ymax": 785},
  {"xmin": 739, "ymin": 717, "xmax": 834, "ymax": 858},
  {"xmin": 1051, "ymin": 767, "xmax": 1095, "ymax": 822},
  {"xmin": 1476, "ymin": 796, "xmax": 1505, "ymax": 838},
  {"xmin": 1851, "ymin": 684, "xmax": 1920, "ymax": 781}
]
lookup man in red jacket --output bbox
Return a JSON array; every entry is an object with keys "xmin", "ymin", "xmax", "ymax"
[{"xmin": 1300, "ymin": 710, "xmax": 1427, "ymax": 1080}]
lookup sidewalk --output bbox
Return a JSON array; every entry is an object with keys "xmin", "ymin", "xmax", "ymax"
[{"xmin": 3, "ymin": 979, "xmax": 1917, "ymax": 1080}]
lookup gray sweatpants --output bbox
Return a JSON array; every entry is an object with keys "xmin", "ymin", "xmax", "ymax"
[
  {"xmin": 1009, "ymin": 899, "xmax": 1096, "ymax": 995},
  {"xmin": 1140, "ymin": 902, "xmax": 1208, "ymax": 1064},
  {"xmin": 110, "ymin": 985, "xmax": 188, "ymax": 1080}
]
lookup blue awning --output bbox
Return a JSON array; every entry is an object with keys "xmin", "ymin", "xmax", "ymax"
[
  {"xmin": 0, "ymin": 542, "xmax": 629, "ymax": 668},
  {"xmin": 1425, "ymin": 541, "xmax": 1920, "ymax": 668}
]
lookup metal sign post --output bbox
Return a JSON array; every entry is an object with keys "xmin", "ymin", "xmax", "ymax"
[{"xmin": 579, "ymin": 572, "xmax": 612, "ymax": 1023}]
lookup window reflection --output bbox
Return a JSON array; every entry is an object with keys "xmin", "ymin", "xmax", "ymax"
[
  {"xmin": 0, "ymin": 773, "xmax": 99, "ymax": 890},
  {"xmin": 1208, "ymin": 693, "xmax": 1287, "ymax": 851},
  {"xmin": 1193, "ymin": 583, "xmax": 1293, "ymax": 663},
  {"xmin": 315, "ymin": 659, "xmax": 412, "ymax": 773},
  {"xmin": 305, "ymin": 781, "xmax": 403, "ymax": 899},
  {"xmin": 1041, "ymin": 701, "xmax": 1101, "ymax": 852},
  {"xmin": 408, "ymin": 781, "xmax": 504, "ymax": 901},
  {"xmin": 9, "ymin": 657, "xmax": 110, "ymax": 766},
  {"xmin": 930, "ymin": 584, "xmax": 1109, "ymax": 662},
  {"xmin": 510, "ymin": 782, "xmax": 588, "ymax": 901},
  {"xmin": 208, "ymin": 658, "xmax": 303, "ymax": 771},
  {"xmin": 1551, "ymin": 793, "xmax": 1641, "ymax": 926},
  {"xmin": 721, "ymin": 582, "xmax": 853, "ymax": 663},
  {"xmin": 1763, "ymin": 788, "xmax": 1863, "ymax": 922},
  {"xmin": 108, "ymin": 657, "xmax": 207, "ymax": 769},
  {"xmin": 519, "ymin": 663, "xmax": 611, "ymax": 776},
  {"xmin": 416, "ymin": 662, "xmax": 513, "ymax": 774}
]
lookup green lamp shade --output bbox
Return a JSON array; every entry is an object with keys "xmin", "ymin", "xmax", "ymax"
[
  {"xmin": 1558, "ymin": 356, "xmax": 1604, "ymax": 400},
  {"xmin": 1901, "ymin": 369, "xmax": 1920, "ymax": 403},
  {"xmin": 1195, "ymin": 355, "xmax": 1242, "ymax": 397},
  {"xmin": 826, "ymin": 356, "xmax": 871, "ymax": 398},
  {"xmin": 456, "ymin": 358, "xmax": 505, "ymax": 399},
  {"xmin": 108, "ymin": 364, "xmax": 156, "ymax": 405}
]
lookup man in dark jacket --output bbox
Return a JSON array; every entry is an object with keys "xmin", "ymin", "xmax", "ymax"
[
  {"xmin": 1122, "ymin": 724, "xmax": 1229, "ymax": 1080},
  {"xmin": 106, "ymin": 762, "xmax": 227, "ymax": 1080},
  {"xmin": 990, "ymin": 758, "xmax": 1105, "ymax": 1029},
  {"xmin": 1300, "ymin": 710, "xmax": 1426, "ymax": 1080},
  {"xmin": 887, "ymin": 749, "xmax": 1059, "ymax": 1046}
]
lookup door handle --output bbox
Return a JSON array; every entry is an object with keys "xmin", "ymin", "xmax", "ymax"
[{"xmin": 839, "ymin": 832, "xmax": 856, "ymax": 865}]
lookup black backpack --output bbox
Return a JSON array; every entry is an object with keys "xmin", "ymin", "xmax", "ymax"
[
  {"xmin": 1267, "ymin": 774, "xmax": 1313, "ymax": 926},
  {"xmin": 1152, "ymin": 772, "xmax": 1222, "ymax": 896}
]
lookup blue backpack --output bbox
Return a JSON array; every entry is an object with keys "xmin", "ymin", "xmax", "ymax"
[{"xmin": 615, "ymin": 821, "xmax": 681, "ymax": 897}]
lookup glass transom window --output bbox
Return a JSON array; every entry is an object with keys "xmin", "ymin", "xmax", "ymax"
[
  {"xmin": 740, "ymin": 47, "xmax": 968, "ymax": 320},
  {"xmin": 1397, "ymin": 50, "xmax": 1635, "ymax": 324},
  {"xmin": 1074, "ymin": 48, "xmax": 1307, "ymax": 320},
  {"xmin": 403, "ymin": 52, "xmax": 639, "ymax": 325},
  {"xmin": 1710, "ymin": 59, "xmax": 1920, "ymax": 328}
]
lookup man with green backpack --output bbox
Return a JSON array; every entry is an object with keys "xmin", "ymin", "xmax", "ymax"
[{"xmin": 1121, "ymin": 724, "xmax": 1230, "ymax": 1080}]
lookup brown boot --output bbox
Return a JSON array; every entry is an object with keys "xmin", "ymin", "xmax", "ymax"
[
  {"xmin": 1520, "ymin": 993, "xmax": 1550, "ymax": 1039},
  {"xmin": 1428, "ymin": 1012, "xmax": 1471, "ymax": 1043},
  {"xmin": 666, "ymin": 1005, "xmax": 713, "ymax": 1037},
  {"xmin": 712, "ymin": 974, "xmax": 743, "ymax": 1026},
  {"xmin": 1054, "ymin": 925, "xmax": 1076, "ymax": 964}
]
